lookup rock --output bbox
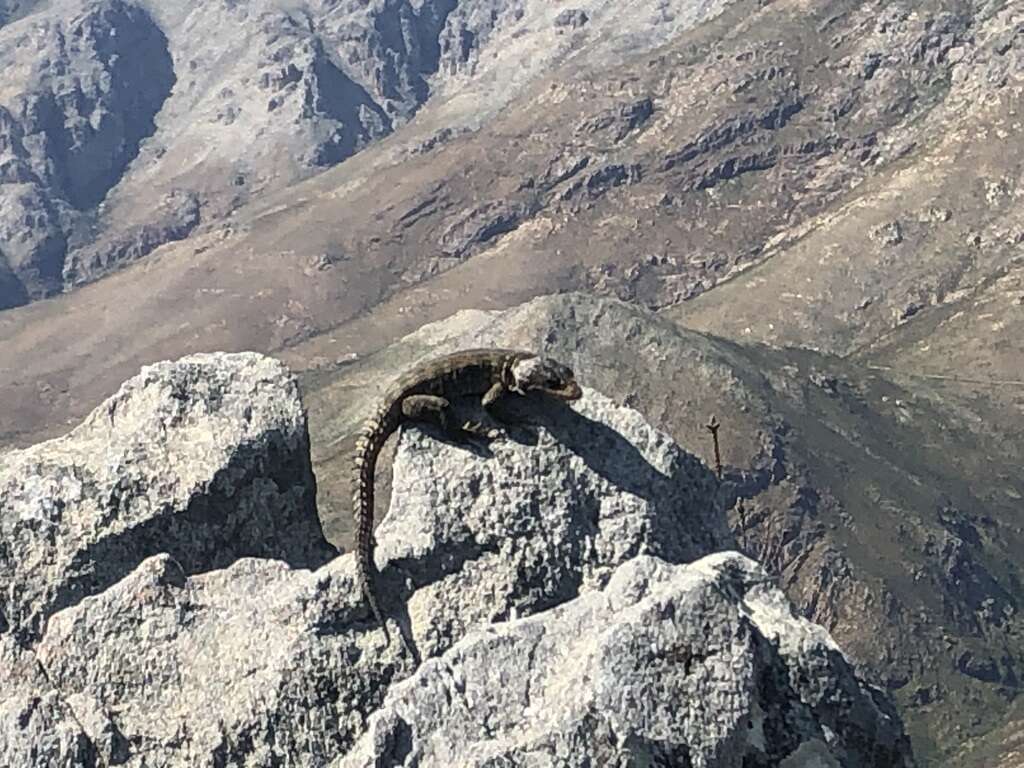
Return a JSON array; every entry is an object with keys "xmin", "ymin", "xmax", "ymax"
[
  {"xmin": 918, "ymin": 206, "xmax": 952, "ymax": 224},
  {"xmin": 910, "ymin": 684, "xmax": 939, "ymax": 706},
  {"xmin": 576, "ymin": 97, "xmax": 655, "ymax": 142},
  {"xmin": 62, "ymin": 189, "xmax": 201, "ymax": 286},
  {"xmin": 374, "ymin": 388, "xmax": 731, "ymax": 654},
  {"xmin": 660, "ymin": 92, "xmax": 805, "ymax": 174},
  {"xmin": 255, "ymin": 27, "xmax": 392, "ymax": 165},
  {"xmin": 0, "ymin": 357, "xmax": 913, "ymax": 765},
  {"xmin": 557, "ymin": 163, "xmax": 644, "ymax": 203},
  {"xmin": 933, "ymin": 531, "xmax": 1012, "ymax": 633},
  {"xmin": 410, "ymin": 125, "xmax": 469, "ymax": 155},
  {"xmin": 895, "ymin": 300, "xmax": 925, "ymax": 324},
  {"xmin": 870, "ymin": 221, "xmax": 904, "ymax": 246},
  {"xmin": 0, "ymin": 181, "xmax": 67, "ymax": 298},
  {"xmin": 27, "ymin": 553, "xmax": 386, "ymax": 765},
  {"xmin": 554, "ymin": 9, "xmax": 589, "ymax": 30},
  {"xmin": 0, "ymin": 637, "xmax": 98, "ymax": 766},
  {"xmin": 0, "ymin": 106, "xmax": 44, "ymax": 307},
  {"xmin": 436, "ymin": 0, "xmax": 527, "ymax": 77},
  {"xmin": 0, "ymin": 0, "xmax": 174, "ymax": 295},
  {"xmin": 11, "ymin": 0, "xmax": 175, "ymax": 211},
  {"xmin": 0, "ymin": 351, "xmax": 334, "ymax": 643},
  {"xmin": 340, "ymin": 554, "xmax": 913, "ymax": 767},
  {"xmin": 956, "ymin": 650, "xmax": 1001, "ymax": 683},
  {"xmin": 809, "ymin": 370, "xmax": 840, "ymax": 395},
  {"xmin": 538, "ymin": 152, "xmax": 591, "ymax": 191},
  {"xmin": 438, "ymin": 200, "xmax": 538, "ymax": 259},
  {"xmin": 580, "ymin": 163, "xmax": 643, "ymax": 199}
]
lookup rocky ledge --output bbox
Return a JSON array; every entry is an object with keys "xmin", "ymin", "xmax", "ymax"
[{"xmin": 0, "ymin": 352, "xmax": 914, "ymax": 766}]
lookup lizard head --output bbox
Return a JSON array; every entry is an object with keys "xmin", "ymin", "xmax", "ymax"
[{"xmin": 510, "ymin": 356, "xmax": 582, "ymax": 401}]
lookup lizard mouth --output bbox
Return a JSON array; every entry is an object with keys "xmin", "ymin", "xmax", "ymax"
[{"xmin": 550, "ymin": 381, "xmax": 583, "ymax": 401}]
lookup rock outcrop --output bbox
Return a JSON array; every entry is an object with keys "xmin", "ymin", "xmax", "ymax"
[
  {"xmin": 0, "ymin": 352, "xmax": 335, "ymax": 644},
  {"xmin": 342, "ymin": 554, "xmax": 910, "ymax": 767},
  {"xmin": 0, "ymin": 0, "xmax": 175, "ymax": 304},
  {"xmin": 0, "ymin": 352, "xmax": 913, "ymax": 765}
]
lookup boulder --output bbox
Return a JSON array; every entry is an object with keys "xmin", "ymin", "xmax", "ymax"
[
  {"xmin": 374, "ymin": 388, "xmax": 731, "ymax": 657},
  {"xmin": 0, "ymin": 351, "xmax": 334, "ymax": 643},
  {"xmin": 0, "ymin": 637, "xmax": 97, "ymax": 766},
  {"xmin": 340, "ymin": 553, "xmax": 911, "ymax": 767}
]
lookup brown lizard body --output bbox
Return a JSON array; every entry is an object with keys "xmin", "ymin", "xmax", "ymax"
[{"xmin": 351, "ymin": 348, "xmax": 582, "ymax": 653}]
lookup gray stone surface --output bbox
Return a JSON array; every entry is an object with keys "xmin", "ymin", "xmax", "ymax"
[
  {"xmin": 0, "ymin": 356, "xmax": 912, "ymax": 765},
  {"xmin": 0, "ymin": 0, "xmax": 175, "ymax": 300},
  {"xmin": 0, "ymin": 351, "xmax": 334, "ymax": 643},
  {"xmin": 29, "ymin": 553, "xmax": 382, "ymax": 766},
  {"xmin": 339, "ymin": 553, "xmax": 911, "ymax": 767},
  {"xmin": 375, "ymin": 388, "xmax": 732, "ymax": 657},
  {"xmin": 0, "ymin": 637, "xmax": 97, "ymax": 767}
]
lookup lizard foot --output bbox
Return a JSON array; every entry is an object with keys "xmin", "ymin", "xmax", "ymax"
[{"xmin": 461, "ymin": 420, "xmax": 503, "ymax": 440}]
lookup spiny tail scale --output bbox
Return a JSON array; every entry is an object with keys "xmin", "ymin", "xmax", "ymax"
[{"xmin": 352, "ymin": 392, "xmax": 404, "ymax": 649}]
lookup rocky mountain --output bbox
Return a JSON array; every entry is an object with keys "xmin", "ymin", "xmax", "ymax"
[
  {"xmin": 1, "ymin": 0, "xmax": 1020, "ymax": 444},
  {"xmin": 0, "ymin": 0, "xmax": 736, "ymax": 307},
  {"xmin": 0, "ymin": 352, "xmax": 913, "ymax": 765},
  {"xmin": 0, "ymin": 0, "xmax": 1021, "ymax": 763}
]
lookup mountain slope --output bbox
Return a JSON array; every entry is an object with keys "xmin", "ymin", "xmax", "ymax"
[
  {"xmin": 0, "ymin": 0, "xmax": 735, "ymax": 307},
  {"xmin": 4, "ymin": 0, "xmax": 1016, "ymax": 444}
]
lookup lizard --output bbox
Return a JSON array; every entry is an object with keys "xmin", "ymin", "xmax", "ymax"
[{"xmin": 351, "ymin": 348, "xmax": 582, "ymax": 654}]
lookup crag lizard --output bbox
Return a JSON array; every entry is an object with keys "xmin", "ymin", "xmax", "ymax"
[{"xmin": 351, "ymin": 348, "xmax": 582, "ymax": 653}]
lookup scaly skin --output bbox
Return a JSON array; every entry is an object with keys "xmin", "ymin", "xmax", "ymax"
[{"xmin": 351, "ymin": 348, "xmax": 581, "ymax": 654}]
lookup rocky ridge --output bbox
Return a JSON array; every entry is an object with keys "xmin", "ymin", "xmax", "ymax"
[
  {"xmin": 0, "ymin": 352, "xmax": 335, "ymax": 643},
  {"xmin": 339, "ymin": 554, "xmax": 909, "ymax": 767},
  {"xmin": 0, "ymin": 351, "xmax": 912, "ymax": 765},
  {"xmin": 0, "ymin": 0, "xmax": 1020, "ymax": 764}
]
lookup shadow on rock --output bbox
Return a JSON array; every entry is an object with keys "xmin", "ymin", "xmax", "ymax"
[{"xmin": 377, "ymin": 389, "xmax": 732, "ymax": 650}]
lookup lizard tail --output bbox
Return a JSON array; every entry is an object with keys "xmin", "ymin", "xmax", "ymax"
[
  {"xmin": 352, "ymin": 398, "xmax": 403, "ymax": 648},
  {"xmin": 360, "ymin": 577, "xmax": 392, "ymax": 644}
]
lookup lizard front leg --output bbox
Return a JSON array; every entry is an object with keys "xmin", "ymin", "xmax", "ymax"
[
  {"xmin": 481, "ymin": 381, "xmax": 506, "ymax": 410},
  {"xmin": 401, "ymin": 395, "xmax": 497, "ymax": 439},
  {"xmin": 480, "ymin": 381, "xmax": 519, "ymax": 431},
  {"xmin": 481, "ymin": 380, "xmax": 541, "ymax": 441}
]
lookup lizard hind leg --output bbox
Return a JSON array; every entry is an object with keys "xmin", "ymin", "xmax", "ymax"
[{"xmin": 401, "ymin": 394, "xmax": 451, "ymax": 424}]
